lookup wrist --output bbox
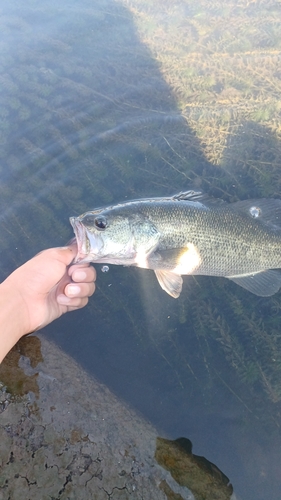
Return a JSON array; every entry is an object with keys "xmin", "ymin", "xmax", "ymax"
[{"xmin": 0, "ymin": 280, "xmax": 29, "ymax": 362}]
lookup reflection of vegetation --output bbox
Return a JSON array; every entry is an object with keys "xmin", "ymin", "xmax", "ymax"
[{"xmin": 1, "ymin": 0, "xmax": 281, "ymax": 442}]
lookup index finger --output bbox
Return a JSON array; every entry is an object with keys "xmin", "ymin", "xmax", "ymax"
[{"xmin": 68, "ymin": 263, "xmax": 96, "ymax": 283}]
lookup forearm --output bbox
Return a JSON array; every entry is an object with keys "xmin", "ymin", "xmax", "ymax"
[{"xmin": 0, "ymin": 282, "xmax": 27, "ymax": 363}]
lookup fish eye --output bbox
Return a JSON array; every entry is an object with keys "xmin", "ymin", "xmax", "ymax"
[{"xmin": 94, "ymin": 216, "xmax": 107, "ymax": 230}]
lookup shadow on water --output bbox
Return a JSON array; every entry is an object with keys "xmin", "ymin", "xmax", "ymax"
[{"xmin": 1, "ymin": 1, "xmax": 281, "ymax": 499}]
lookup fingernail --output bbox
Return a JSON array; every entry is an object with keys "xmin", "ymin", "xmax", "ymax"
[
  {"xmin": 73, "ymin": 270, "xmax": 87, "ymax": 281},
  {"xmin": 67, "ymin": 284, "xmax": 81, "ymax": 296}
]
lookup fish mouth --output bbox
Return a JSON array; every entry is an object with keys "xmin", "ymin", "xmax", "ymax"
[{"xmin": 69, "ymin": 217, "xmax": 90, "ymax": 263}]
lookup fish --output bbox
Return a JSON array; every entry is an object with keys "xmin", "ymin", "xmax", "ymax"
[{"xmin": 69, "ymin": 190, "xmax": 281, "ymax": 298}]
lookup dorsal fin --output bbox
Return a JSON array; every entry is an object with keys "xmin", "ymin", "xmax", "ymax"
[{"xmin": 171, "ymin": 190, "xmax": 206, "ymax": 202}]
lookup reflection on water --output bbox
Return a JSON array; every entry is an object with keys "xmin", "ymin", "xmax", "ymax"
[{"xmin": 1, "ymin": 0, "xmax": 281, "ymax": 498}]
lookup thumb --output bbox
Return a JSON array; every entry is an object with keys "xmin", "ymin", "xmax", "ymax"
[{"xmin": 34, "ymin": 244, "xmax": 78, "ymax": 268}]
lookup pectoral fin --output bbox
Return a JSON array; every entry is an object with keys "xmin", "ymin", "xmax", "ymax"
[
  {"xmin": 154, "ymin": 270, "xmax": 183, "ymax": 298},
  {"xmin": 227, "ymin": 269, "xmax": 281, "ymax": 296}
]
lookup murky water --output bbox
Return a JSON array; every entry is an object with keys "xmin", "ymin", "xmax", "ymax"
[{"xmin": 1, "ymin": 0, "xmax": 281, "ymax": 498}]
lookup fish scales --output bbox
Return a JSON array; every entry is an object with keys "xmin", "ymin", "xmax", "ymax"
[
  {"xmin": 116, "ymin": 201, "xmax": 281, "ymax": 275},
  {"xmin": 70, "ymin": 191, "xmax": 281, "ymax": 298}
]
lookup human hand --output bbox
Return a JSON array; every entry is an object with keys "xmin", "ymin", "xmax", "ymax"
[{"xmin": 1, "ymin": 245, "xmax": 96, "ymax": 336}]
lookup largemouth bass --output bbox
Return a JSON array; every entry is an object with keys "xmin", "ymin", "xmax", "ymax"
[{"xmin": 70, "ymin": 190, "xmax": 281, "ymax": 298}]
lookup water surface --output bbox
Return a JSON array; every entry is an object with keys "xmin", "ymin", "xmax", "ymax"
[{"xmin": 1, "ymin": 1, "xmax": 281, "ymax": 499}]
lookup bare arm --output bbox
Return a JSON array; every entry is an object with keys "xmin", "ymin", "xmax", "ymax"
[{"xmin": 0, "ymin": 246, "xmax": 96, "ymax": 363}]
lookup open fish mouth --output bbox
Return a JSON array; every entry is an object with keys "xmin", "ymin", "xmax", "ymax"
[{"xmin": 69, "ymin": 217, "xmax": 89, "ymax": 263}]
